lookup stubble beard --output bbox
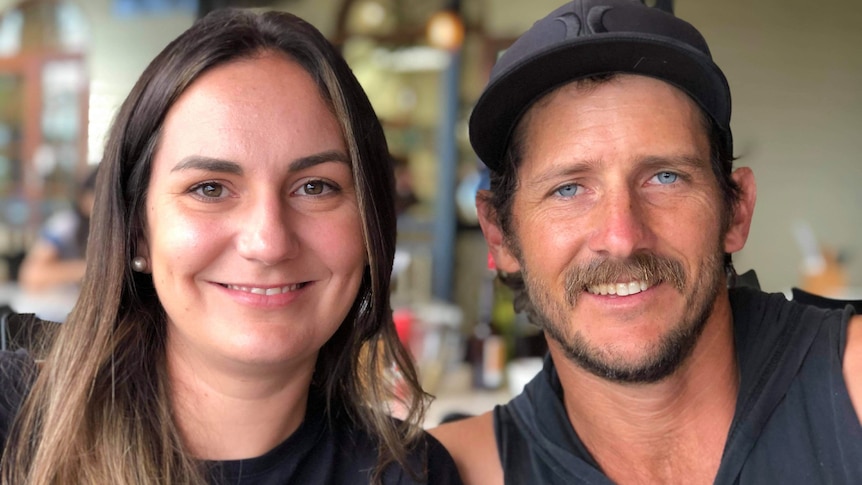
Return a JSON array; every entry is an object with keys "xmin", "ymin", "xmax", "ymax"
[{"xmin": 518, "ymin": 246, "xmax": 726, "ymax": 384}]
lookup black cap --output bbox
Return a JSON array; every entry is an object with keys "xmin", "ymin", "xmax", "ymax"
[{"xmin": 469, "ymin": 0, "xmax": 732, "ymax": 171}]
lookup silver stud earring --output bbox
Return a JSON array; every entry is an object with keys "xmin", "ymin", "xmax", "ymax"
[{"xmin": 132, "ymin": 256, "xmax": 148, "ymax": 273}]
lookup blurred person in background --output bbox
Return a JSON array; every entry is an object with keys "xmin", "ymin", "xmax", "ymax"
[
  {"xmin": 0, "ymin": 9, "xmax": 461, "ymax": 485},
  {"xmin": 392, "ymin": 154, "xmax": 419, "ymax": 216},
  {"xmin": 17, "ymin": 166, "xmax": 98, "ymax": 292}
]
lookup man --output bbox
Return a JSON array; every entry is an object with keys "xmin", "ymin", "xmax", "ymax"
[{"xmin": 431, "ymin": 0, "xmax": 862, "ymax": 483}]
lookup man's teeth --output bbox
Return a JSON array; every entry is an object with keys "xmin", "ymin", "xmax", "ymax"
[
  {"xmin": 587, "ymin": 281, "xmax": 649, "ymax": 296},
  {"xmin": 226, "ymin": 284, "xmax": 302, "ymax": 295}
]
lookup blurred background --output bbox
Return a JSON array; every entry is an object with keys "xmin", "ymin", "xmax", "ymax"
[{"xmin": 0, "ymin": 0, "xmax": 859, "ymax": 423}]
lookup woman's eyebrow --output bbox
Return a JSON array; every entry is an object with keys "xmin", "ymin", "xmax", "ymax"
[
  {"xmin": 287, "ymin": 150, "xmax": 350, "ymax": 173},
  {"xmin": 170, "ymin": 150, "xmax": 350, "ymax": 174},
  {"xmin": 171, "ymin": 156, "xmax": 243, "ymax": 175}
]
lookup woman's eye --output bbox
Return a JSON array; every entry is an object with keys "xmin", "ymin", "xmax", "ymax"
[
  {"xmin": 304, "ymin": 181, "xmax": 324, "ymax": 195},
  {"xmin": 654, "ymin": 172, "xmax": 679, "ymax": 184},
  {"xmin": 296, "ymin": 179, "xmax": 337, "ymax": 196},
  {"xmin": 555, "ymin": 184, "xmax": 580, "ymax": 197},
  {"xmin": 191, "ymin": 182, "xmax": 227, "ymax": 199}
]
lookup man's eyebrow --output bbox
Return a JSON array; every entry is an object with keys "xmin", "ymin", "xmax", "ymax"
[
  {"xmin": 529, "ymin": 159, "xmax": 598, "ymax": 186},
  {"xmin": 170, "ymin": 150, "xmax": 350, "ymax": 174},
  {"xmin": 638, "ymin": 154, "xmax": 711, "ymax": 172}
]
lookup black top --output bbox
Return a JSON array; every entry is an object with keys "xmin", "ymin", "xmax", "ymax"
[
  {"xmin": 494, "ymin": 288, "xmax": 862, "ymax": 484},
  {"xmin": 0, "ymin": 349, "xmax": 36, "ymax": 452},
  {"xmin": 0, "ymin": 351, "xmax": 462, "ymax": 485}
]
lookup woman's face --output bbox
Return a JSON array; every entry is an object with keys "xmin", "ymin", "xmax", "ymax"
[{"xmin": 140, "ymin": 52, "xmax": 366, "ymax": 374}]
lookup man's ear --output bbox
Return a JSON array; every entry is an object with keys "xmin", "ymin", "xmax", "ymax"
[
  {"xmin": 723, "ymin": 167, "xmax": 757, "ymax": 254},
  {"xmin": 476, "ymin": 190, "xmax": 521, "ymax": 273}
]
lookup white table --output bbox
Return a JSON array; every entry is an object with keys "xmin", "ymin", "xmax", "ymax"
[{"xmin": 0, "ymin": 283, "xmax": 79, "ymax": 322}]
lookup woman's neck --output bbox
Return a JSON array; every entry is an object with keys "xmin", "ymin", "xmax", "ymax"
[{"xmin": 166, "ymin": 343, "xmax": 317, "ymax": 461}]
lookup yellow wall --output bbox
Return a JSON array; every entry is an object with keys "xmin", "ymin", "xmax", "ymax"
[{"xmin": 679, "ymin": 0, "xmax": 862, "ymax": 294}]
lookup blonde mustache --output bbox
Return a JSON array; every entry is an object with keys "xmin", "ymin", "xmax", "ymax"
[{"xmin": 564, "ymin": 253, "xmax": 686, "ymax": 307}]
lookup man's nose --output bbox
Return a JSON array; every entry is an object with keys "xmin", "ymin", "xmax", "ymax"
[
  {"xmin": 588, "ymin": 188, "xmax": 653, "ymax": 258},
  {"xmin": 236, "ymin": 195, "xmax": 300, "ymax": 265}
]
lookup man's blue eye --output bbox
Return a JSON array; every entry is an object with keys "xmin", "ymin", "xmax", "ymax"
[
  {"xmin": 556, "ymin": 184, "xmax": 579, "ymax": 197},
  {"xmin": 656, "ymin": 172, "xmax": 678, "ymax": 184}
]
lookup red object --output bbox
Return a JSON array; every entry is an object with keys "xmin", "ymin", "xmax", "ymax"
[{"xmin": 392, "ymin": 308, "xmax": 413, "ymax": 346}]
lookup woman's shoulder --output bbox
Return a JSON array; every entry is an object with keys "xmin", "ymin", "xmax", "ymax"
[
  {"xmin": 370, "ymin": 416, "xmax": 464, "ymax": 484},
  {"xmin": 418, "ymin": 429, "xmax": 464, "ymax": 485},
  {"xmin": 322, "ymin": 411, "xmax": 463, "ymax": 484},
  {"xmin": 348, "ymin": 425, "xmax": 463, "ymax": 485}
]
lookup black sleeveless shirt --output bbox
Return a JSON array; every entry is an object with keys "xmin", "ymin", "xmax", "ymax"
[{"xmin": 494, "ymin": 288, "xmax": 862, "ymax": 484}]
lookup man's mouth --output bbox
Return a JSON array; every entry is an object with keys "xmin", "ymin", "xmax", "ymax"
[
  {"xmin": 586, "ymin": 280, "xmax": 650, "ymax": 296},
  {"xmin": 223, "ymin": 283, "xmax": 307, "ymax": 295}
]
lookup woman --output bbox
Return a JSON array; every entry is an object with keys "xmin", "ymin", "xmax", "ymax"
[{"xmin": 0, "ymin": 9, "xmax": 461, "ymax": 485}]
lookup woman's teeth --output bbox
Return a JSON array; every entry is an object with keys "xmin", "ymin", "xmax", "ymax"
[{"xmin": 226, "ymin": 284, "xmax": 302, "ymax": 295}]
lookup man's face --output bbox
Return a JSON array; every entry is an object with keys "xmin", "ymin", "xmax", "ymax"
[{"xmin": 484, "ymin": 75, "xmax": 748, "ymax": 383}]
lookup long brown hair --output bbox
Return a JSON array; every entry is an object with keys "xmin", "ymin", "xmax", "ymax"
[{"xmin": 1, "ymin": 9, "xmax": 425, "ymax": 484}]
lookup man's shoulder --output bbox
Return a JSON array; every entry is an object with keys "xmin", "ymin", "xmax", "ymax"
[
  {"xmin": 430, "ymin": 411, "xmax": 501, "ymax": 485},
  {"xmin": 844, "ymin": 314, "xmax": 862, "ymax": 420},
  {"xmin": 729, "ymin": 287, "xmax": 851, "ymax": 351}
]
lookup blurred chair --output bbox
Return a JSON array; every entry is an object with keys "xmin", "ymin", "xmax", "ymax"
[
  {"xmin": 0, "ymin": 306, "xmax": 60, "ymax": 356},
  {"xmin": 790, "ymin": 288, "xmax": 862, "ymax": 313}
]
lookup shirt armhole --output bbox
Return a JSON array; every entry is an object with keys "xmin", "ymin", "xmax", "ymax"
[{"xmin": 842, "ymin": 313, "xmax": 862, "ymax": 422}]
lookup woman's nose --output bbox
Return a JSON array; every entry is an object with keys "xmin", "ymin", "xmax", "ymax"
[{"xmin": 235, "ymin": 195, "xmax": 300, "ymax": 265}]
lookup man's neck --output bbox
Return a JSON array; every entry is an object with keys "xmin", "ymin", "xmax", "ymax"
[{"xmin": 551, "ymin": 299, "xmax": 739, "ymax": 484}]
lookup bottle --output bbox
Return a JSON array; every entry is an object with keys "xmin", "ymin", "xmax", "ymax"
[{"xmin": 468, "ymin": 252, "xmax": 507, "ymax": 390}]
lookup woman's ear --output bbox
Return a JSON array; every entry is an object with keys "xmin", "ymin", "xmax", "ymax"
[
  {"xmin": 476, "ymin": 190, "xmax": 521, "ymax": 273},
  {"xmin": 132, "ymin": 235, "xmax": 152, "ymax": 274},
  {"xmin": 723, "ymin": 167, "xmax": 757, "ymax": 254},
  {"xmin": 136, "ymin": 236, "xmax": 150, "ymax": 261}
]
